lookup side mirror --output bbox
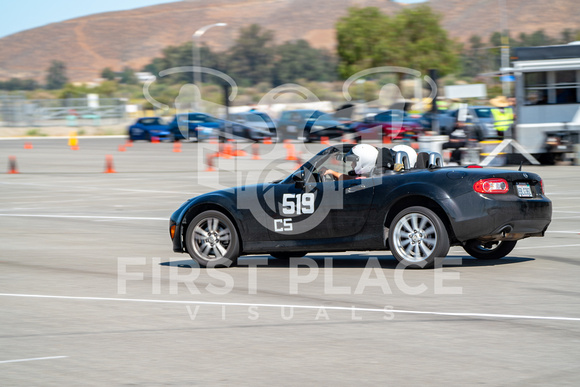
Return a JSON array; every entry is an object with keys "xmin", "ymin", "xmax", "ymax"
[{"xmin": 293, "ymin": 169, "xmax": 305, "ymax": 189}]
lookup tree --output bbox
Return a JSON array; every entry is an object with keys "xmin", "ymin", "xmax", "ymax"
[
  {"xmin": 390, "ymin": 5, "xmax": 459, "ymax": 78},
  {"xmin": 95, "ymin": 80, "xmax": 118, "ymax": 97},
  {"xmin": 45, "ymin": 60, "xmax": 68, "ymax": 90},
  {"xmin": 101, "ymin": 67, "xmax": 116, "ymax": 81},
  {"xmin": 152, "ymin": 42, "xmax": 222, "ymax": 84},
  {"xmin": 226, "ymin": 24, "xmax": 275, "ymax": 86},
  {"xmin": 336, "ymin": 7, "xmax": 394, "ymax": 79},
  {"xmin": 336, "ymin": 6, "xmax": 459, "ymax": 81},
  {"xmin": 460, "ymin": 35, "xmax": 493, "ymax": 77},
  {"xmin": 120, "ymin": 66, "xmax": 138, "ymax": 84},
  {"xmin": 59, "ymin": 83, "xmax": 88, "ymax": 98},
  {"xmin": 0, "ymin": 78, "xmax": 38, "ymax": 91},
  {"xmin": 272, "ymin": 40, "xmax": 337, "ymax": 85}
]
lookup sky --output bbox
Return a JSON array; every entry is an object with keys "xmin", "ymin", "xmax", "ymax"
[
  {"xmin": 0, "ymin": 0, "xmax": 428, "ymax": 39},
  {"xmin": 0, "ymin": 0, "xmax": 177, "ymax": 38}
]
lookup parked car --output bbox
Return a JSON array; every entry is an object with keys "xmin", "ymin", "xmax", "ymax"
[
  {"xmin": 230, "ymin": 111, "xmax": 276, "ymax": 136},
  {"xmin": 419, "ymin": 110, "xmax": 457, "ymax": 134},
  {"xmin": 169, "ymin": 143, "xmax": 552, "ymax": 269},
  {"xmin": 351, "ymin": 109, "xmax": 424, "ymax": 141},
  {"xmin": 421, "ymin": 106, "xmax": 500, "ymax": 140},
  {"xmin": 277, "ymin": 109, "xmax": 354, "ymax": 142},
  {"xmin": 127, "ymin": 117, "xmax": 172, "ymax": 141},
  {"xmin": 168, "ymin": 112, "xmax": 272, "ymax": 142}
]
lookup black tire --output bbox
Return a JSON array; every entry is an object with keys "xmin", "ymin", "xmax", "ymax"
[
  {"xmin": 270, "ymin": 252, "xmax": 307, "ymax": 259},
  {"xmin": 538, "ymin": 153, "xmax": 556, "ymax": 165},
  {"xmin": 463, "ymin": 240, "xmax": 517, "ymax": 260},
  {"xmin": 388, "ymin": 206, "xmax": 450, "ymax": 269},
  {"xmin": 185, "ymin": 210, "xmax": 240, "ymax": 267}
]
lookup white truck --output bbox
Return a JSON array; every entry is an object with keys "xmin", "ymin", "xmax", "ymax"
[{"xmin": 512, "ymin": 43, "xmax": 580, "ymax": 164}]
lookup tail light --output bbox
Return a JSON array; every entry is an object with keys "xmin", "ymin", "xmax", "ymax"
[
  {"xmin": 540, "ymin": 179, "xmax": 545, "ymax": 195},
  {"xmin": 473, "ymin": 178, "xmax": 509, "ymax": 194}
]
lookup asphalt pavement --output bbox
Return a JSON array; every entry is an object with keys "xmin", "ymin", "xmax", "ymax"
[{"xmin": 1, "ymin": 137, "xmax": 580, "ymax": 386}]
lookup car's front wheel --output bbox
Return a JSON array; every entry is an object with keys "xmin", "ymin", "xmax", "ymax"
[
  {"xmin": 463, "ymin": 240, "xmax": 517, "ymax": 260},
  {"xmin": 388, "ymin": 206, "xmax": 450, "ymax": 269},
  {"xmin": 185, "ymin": 210, "xmax": 240, "ymax": 267}
]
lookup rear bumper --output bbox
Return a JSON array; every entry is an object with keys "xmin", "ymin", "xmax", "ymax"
[{"xmin": 447, "ymin": 194, "xmax": 552, "ymax": 242}]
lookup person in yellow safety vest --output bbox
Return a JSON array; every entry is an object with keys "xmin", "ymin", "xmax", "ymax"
[
  {"xmin": 436, "ymin": 99, "xmax": 450, "ymax": 111},
  {"xmin": 490, "ymin": 96, "xmax": 514, "ymax": 139}
]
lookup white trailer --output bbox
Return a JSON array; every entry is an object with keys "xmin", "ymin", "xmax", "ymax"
[{"xmin": 512, "ymin": 44, "xmax": 580, "ymax": 163}]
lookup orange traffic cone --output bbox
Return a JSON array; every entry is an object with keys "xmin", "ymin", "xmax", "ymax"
[
  {"xmin": 7, "ymin": 156, "xmax": 18, "ymax": 174},
  {"xmin": 382, "ymin": 134, "xmax": 392, "ymax": 144},
  {"xmin": 125, "ymin": 140, "xmax": 133, "ymax": 148},
  {"xmin": 320, "ymin": 136, "xmax": 330, "ymax": 145},
  {"xmin": 69, "ymin": 138, "xmax": 79, "ymax": 150},
  {"xmin": 118, "ymin": 144, "xmax": 126, "ymax": 152},
  {"xmin": 104, "ymin": 155, "xmax": 116, "ymax": 173},
  {"xmin": 68, "ymin": 131, "xmax": 78, "ymax": 149},
  {"xmin": 230, "ymin": 141, "xmax": 247, "ymax": 157},
  {"xmin": 284, "ymin": 140, "xmax": 297, "ymax": 161},
  {"xmin": 24, "ymin": 142, "xmax": 33, "ymax": 149},
  {"xmin": 263, "ymin": 137, "xmax": 273, "ymax": 145},
  {"xmin": 173, "ymin": 141, "xmax": 182, "ymax": 153},
  {"xmin": 220, "ymin": 142, "xmax": 233, "ymax": 159},
  {"xmin": 206, "ymin": 152, "xmax": 217, "ymax": 172},
  {"xmin": 151, "ymin": 136, "xmax": 160, "ymax": 143}
]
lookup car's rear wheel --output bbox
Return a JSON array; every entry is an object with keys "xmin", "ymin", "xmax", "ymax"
[
  {"xmin": 463, "ymin": 240, "xmax": 517, "ymax": 260},
  {"xmin": 185, "ymin": 210, "xmax": 240, "ymax": 267},
  {"xmin": 388, "ymin": 206, "xmax": 449, "ymax": 269}
]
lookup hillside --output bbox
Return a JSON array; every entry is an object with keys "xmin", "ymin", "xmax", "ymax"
[{"xmin": 0, "ymin": 0, "xmax": 578, "ymax": 82}]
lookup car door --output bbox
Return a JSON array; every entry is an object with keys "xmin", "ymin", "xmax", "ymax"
[
  {"xmin": 267, "ymin": 176, "xmax": 374, "ymax": 241},
  {"xmin": 188, "ymin": 113, "xmax": 219, "ymax": 140},
  {"xmin": 267, "ymin": 149, "xmax": 375, "ymax": 241}
]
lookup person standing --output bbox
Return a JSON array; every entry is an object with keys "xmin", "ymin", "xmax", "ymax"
[{"xmin": 490, "ymin": 96, "xmax": 514, "ymax": 139}]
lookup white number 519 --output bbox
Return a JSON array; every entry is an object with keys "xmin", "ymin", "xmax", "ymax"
[{"xmin": 282, "ymin": 193, "xmax": 315, "ymax": 215}]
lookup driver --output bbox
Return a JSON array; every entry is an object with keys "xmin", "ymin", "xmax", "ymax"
[{"xmin": 321, "ymin": 144, "xmax": 379, "ymax": 180}]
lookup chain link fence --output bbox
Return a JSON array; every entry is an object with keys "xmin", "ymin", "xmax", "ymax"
[{"xmin": 0, "ymin": 95, "xmax": 126, "ymax": 127}]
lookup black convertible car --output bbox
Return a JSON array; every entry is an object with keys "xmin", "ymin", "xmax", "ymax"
[{"xmin": 169, "ymin": 144, "xmax": 552, "ymax": 268}]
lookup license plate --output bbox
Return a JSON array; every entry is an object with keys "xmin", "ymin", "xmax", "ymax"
[{"xmin": 516, "ymin": 183, "xmax": 533, "ymax": 198}]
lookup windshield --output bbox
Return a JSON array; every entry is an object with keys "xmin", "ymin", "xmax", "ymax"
[
  {"xmin": 375, "ymin": 110, "xmax": 405, "ymax": 122},
  {"xmin": 474, "ymin": 108, "xmax": 493, "ymax": 119},
  {"xmin": 141, "ymin": 117, "xmax": 165, "ymax": 125},
  {"xmin": 254, "ymin": 112, "xmax": 274, "ymax": 124},
  {"xmin": 283, "ymin": 146, "xmax": 357, "ymax": 184},
  {"xmin": 308, "ymin": 110, "xmax": 325, "ymax": 119}
]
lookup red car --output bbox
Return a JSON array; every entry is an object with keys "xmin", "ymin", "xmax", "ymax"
[{"xmin": 352, "ymin": 110, "xmax": 424, "ymax": 141}]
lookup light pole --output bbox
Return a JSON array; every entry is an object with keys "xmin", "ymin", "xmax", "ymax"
[
  {"xmin": 192, "ymin": 23, "xmax": 227, "ymax": 90},
  {"xmin": 499, "ymin": 0, "xmax": 510, "ymax": 96}
]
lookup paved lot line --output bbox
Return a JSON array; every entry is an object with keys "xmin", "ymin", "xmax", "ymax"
[
  {"xmin": 0, "ymin": 356, "xmax": 68, "ymax": 364},
  {"xmin": 1, "ymin": 293, "xmax": 579, "ymax": 322},
  {"xmin": 0, "ymin": 214, "xmax": 166, "ymax": 221}
]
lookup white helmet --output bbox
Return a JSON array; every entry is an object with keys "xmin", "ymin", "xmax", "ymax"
[
  {"xmin": 344, "ymin": 144, "xmax": 379, "ymax": 175},
  {"xmin": 392, "ymin": 144, "xmax": 417, "ymax": 167}
]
